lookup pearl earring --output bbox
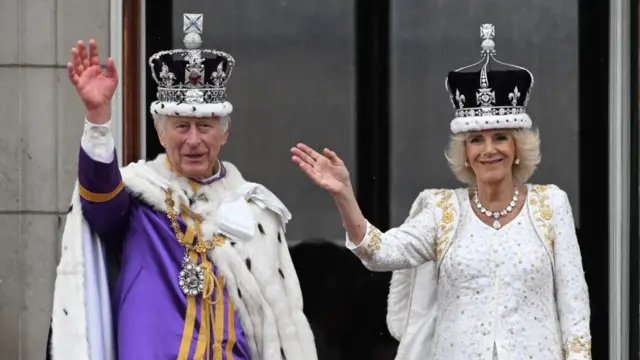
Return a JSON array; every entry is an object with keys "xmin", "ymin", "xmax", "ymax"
[
  {"xmin": 514, "ymin": 158, "xmax": 520, "ymax": 165},
  {"xmin": 465, "ymin": 161, "xmax": 470, "ymax": 168}
]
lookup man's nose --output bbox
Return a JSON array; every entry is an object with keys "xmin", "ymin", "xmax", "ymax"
[{"xmin": 185, "ymin": 126, "xmax": 201, "ymax": 145}]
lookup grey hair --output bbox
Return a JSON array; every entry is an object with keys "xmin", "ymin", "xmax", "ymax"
[
  {"xmin": 153, "ymin": 113, "xmax": 231, "ymax": 134},
  {"xmin": 444, "ymin": 128, "xmax": 541, "ymax": 185}
]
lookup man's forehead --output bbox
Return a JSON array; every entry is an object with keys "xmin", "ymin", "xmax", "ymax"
[{"xmin": 167, "ymin": 116, "xmax": 220, "ymax": 122}]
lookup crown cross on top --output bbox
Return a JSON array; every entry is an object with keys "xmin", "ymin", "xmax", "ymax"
[
  {"xmin": 184, "ymin": 14, "xmax": 203, "ymax": 34},
  {"xmin": 480, "ymin": 24, "xmax": 496, "ymax": 55}
]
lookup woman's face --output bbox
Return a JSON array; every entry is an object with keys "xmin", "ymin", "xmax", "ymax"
[{"xmin": 465, "ymin": 130, "xmax": 516, "ymax": 185}]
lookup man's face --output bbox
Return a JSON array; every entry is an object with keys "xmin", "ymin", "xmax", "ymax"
[{"xmin": 157, "ymin": 116, "xmax": 229, "ymax": 179}]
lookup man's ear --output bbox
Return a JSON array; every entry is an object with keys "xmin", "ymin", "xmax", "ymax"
[
  {"xmin": 154, "ymin": 121, "xmax": 167, "ymax": 148},
  {"xmin": 221, "ymin": 122, "xmax": 231, "ymax": 146}
]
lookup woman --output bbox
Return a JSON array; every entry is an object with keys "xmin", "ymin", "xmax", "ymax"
[{"xmin": 291, "ymin": 24, "xmax": 591, "ymax": 360}]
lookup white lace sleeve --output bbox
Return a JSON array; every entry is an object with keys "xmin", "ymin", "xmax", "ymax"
[
  {"xmin": 552, "ymin": 189, "xmax": 592, "ymax": 360},
  {"xmin": 345, "ymin": 196, "xmax": 439, "ymax": 272},
  {"xmin": 81, "ymin": 118, "xmax": 115, "ymax": 163}
]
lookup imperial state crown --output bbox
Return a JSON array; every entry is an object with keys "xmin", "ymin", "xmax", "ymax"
[
  {"xmin": 445, "ymin": 24, "xmax": 535, "ymax": 134},
  {"xmin": 148, "ymin": 13, "xmax": 235, "ymax": 118}
]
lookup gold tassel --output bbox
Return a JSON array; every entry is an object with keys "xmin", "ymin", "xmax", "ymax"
[{"xmin": 200, "ymin": 261, "xmax": 221, "ymax": 304}]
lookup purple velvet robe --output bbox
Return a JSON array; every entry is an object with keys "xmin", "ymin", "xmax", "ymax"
[{"xmin": 78, "ymin": 147, "xmax": 251, "ymax": 360}]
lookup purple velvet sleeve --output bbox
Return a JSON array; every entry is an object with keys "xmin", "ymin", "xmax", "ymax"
[{"xmin": 78, "ymin": 147, "xmax": 132, "ymax": 237}]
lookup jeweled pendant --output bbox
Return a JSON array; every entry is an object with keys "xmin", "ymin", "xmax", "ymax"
[
  {"xmin": 492, "ymin": 219, "xmax": 501, "ymax": 230},
  {"xmin": 178, "ymin": 258, "xmax": 204, "ymax": 296}
]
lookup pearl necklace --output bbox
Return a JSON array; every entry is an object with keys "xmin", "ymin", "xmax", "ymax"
[{"xmin": 473, "ymin": 185, "xmax": 519, "ymax": 230}]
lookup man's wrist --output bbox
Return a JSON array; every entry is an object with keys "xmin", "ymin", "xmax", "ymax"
[{"xmin": 86, "ymin": 105, "xmax": 112, "ymax": 125}]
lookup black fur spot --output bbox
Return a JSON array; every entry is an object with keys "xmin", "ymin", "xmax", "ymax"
[
  {"xmin": 63, "ymin": 309, "xmax": 68, "ymax": 316},
  {"xmin": 278, "ymin": 268, "xmax": 285, "ymax": 279},
  {"xmin": 192, "ymin": 106, "xmax": 196, "ymax": 112},
  {"xmin": 230, "ymin": 241, "xmax": 236, "ymax": 247},
  {"xmin": 154, "ymin": 110, "xmax": 158, "ymax": 114},
  {"xmin": 175, "ymin": 111, "xmax": 180, "ymax": 116},
  {"xmin": 245, "ymin": 258, "xmax": 252, "ymax": 271},
  {"xmin": 237, "ymin": 288, "xmax": 242, "ymax": 299},
  {"xmin": 258, "ymin": 223, "xmax": 265, "ymax": 235},
  {"xmin": 67, "ymin": 204, "xmax": 73, "ymax": 213},
  {"xmin": 211, "ymin": 112, "xmax": 216, "ymax": 117},
  {"xmin": 277, "ymin": 232, "xmax": 282, "ymax": 243},
  {"xmin": 281, "ymin": 347, "xmax": 286, "ymax": 359},
  {"xmin": 161, "ymin": 103, "xmax": 165, "ymax": 108}
]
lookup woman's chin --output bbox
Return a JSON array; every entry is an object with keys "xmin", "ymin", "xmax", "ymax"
[{"xmin": 476, "ymin": 172, "xmax": 510, "ymax": 185}]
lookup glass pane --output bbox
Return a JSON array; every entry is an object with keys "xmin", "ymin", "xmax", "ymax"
[
  {"xmin": 390, "ymin": 9, "xmax": 580, "ymax": 226},
  {"xmin": 146, "ymin": 1, "xmax": 356, "ymax": 242}
]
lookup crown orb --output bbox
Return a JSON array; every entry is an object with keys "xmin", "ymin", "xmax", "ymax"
[
  {"xmin": 481, "ymin": 39, "xmax": 496, "ymax": 54},
  {"xmin": 183, "ymin": 32, "xmax": 202, "ymax": 49}
]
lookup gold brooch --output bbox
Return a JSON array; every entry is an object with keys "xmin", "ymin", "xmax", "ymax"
[{"xmin": 194, "ymin": 242, "xmax": 208, "ymax": 253}]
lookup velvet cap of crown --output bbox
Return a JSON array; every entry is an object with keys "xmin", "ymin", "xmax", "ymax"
[
  {"xmin": 445, "ymin": 24, "xmax": 534, "ymax": 134},
  {"xmin": 148, "ymin": 13, "xmax": 235, "ymax": 118}
]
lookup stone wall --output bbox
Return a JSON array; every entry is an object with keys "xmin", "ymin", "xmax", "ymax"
[{"xmin": 0, "ymin": 0, "xmax": 110, "ymax": 358}]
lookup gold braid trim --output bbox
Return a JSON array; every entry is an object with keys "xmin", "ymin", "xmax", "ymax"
[
  {"xmin": 78, "ymin": 181, "xmax": 125, "ymax": 203},
  {"xmin": 434, "ymin": 190, "xmax": 455, "ymax": 260},
  {"xmin": 529, "ymin": 185, "xmax": 554, "ymax": 254}
]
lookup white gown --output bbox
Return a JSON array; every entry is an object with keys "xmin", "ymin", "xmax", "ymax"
[
  {"xmin": 347, "ymin": 185, "xmax": 592, "ymax": 360},
  {"xmin": 437, "ymin": 192, "xmax": 561, "ymax": 359}
]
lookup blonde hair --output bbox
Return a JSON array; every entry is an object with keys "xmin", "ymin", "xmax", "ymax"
[{"xmin": 444, "ymin": 128, "xmax": 541, "ymax": 185}]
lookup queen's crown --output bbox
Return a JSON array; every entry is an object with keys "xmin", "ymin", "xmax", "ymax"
[
  {"xmin": 148, "ymin": 13, "xmax": 235, "ymax": 106},
  {"xmin": 445, "ymin": 24, "xmax": 534, "ymax": 119}
]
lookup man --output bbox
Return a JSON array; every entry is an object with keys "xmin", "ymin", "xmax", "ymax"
[{"xmin": 48, "ymin": 13, "xmax": 317, "ymax": 360}]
